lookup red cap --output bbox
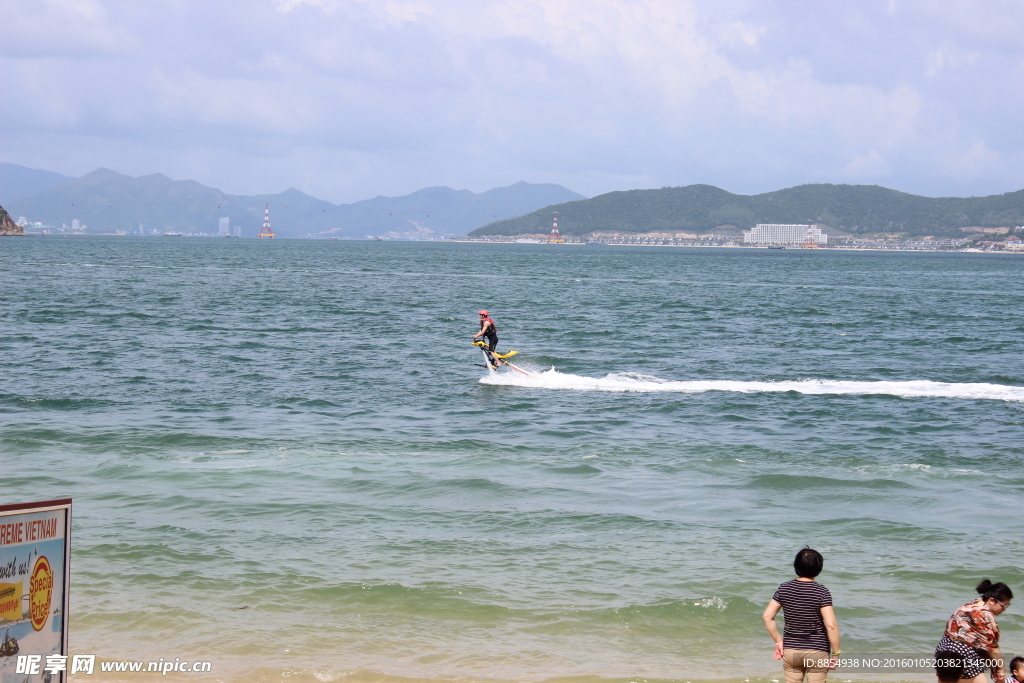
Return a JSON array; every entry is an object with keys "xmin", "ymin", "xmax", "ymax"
[{"xmin": 478, "ymin": 310, "xmax": 489, "ymax": 316}]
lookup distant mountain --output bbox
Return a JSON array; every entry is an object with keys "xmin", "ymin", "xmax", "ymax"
[
  {"xmin": 0, "ymin": 163, "xmax": 75, "ymax": 205},
  {"xmin": 313, "ymin": 182, "xmax": 585, "ymax": 238},
  {"xmin": 8, "ymin": 168, "xmax": 256, "ymax": 234},
  {"xmin": 6, "ymin": 168, "xmax": 584, "ymax": 237},
  {"xmin": 469, "ymin": 183, "xmax": 1024, "ymax": 238}
]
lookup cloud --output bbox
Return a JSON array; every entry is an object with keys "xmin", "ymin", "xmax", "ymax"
[
  {"xmin": 945, "ymin": 141, "xmax": 1001, "ymax": 178},
  {"xmin": 924, "ymin": 47, "xmax": 979, "ymax": 77},
  {"xmin": 1, "ymin": 0, "xmax": 1023, "ymax": 203},
  {"xmin": 844, "ymin": 150, "xmax": 893, "ymax": 179},
  {"xmin": 1, "ymin": 0, "xmax": 139, "ymax": 57}
]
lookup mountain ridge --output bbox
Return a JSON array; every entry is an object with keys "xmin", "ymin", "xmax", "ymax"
[
  {"xmin": 468, "ymin": 183, "xmax": 1024, "ymax": 238},
  {"xmin": 4, "ymin": 166, "xmax": 585, "ymax": 237},
  {"xmin": 0, "ymin": 163, "xmax": 75, "ymax": 204},
  {"xmin": 8, "ymin": 161, "xmax": 1021, "ymax": 239}
]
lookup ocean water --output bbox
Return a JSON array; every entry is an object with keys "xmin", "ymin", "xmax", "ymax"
[{"xmin": 1, "ymin": 238, "xmax": 1023, "ymax": 683}]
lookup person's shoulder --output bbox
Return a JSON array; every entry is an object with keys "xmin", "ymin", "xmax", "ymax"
[
  {"xmin": 794, "ymin": 580, "xmax": 830, "ymax": 593},
  {"xmin": 959, "ymin": 599, "xmax": 986, "ymax": 613},
  {"xmin": 775, "ymin": 579, "xmax": 804, "ymax": 593},
  {"xmin": 786, "ymin": 580, "xmax": 831, "ymax": 597}
]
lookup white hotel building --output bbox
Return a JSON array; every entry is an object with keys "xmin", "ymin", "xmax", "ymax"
[{"xmin": 743, "ymin": 223, "xmax": 827, "ymax": 245}]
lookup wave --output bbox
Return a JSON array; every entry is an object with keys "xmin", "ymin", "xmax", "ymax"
[{"xmin": 480, "ymin": 369, "xmax": 1024, "ymax": 402}]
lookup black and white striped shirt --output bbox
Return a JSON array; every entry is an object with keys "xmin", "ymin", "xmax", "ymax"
[{"xmin": 773, "ymin": 579, "xmax": 833, "ymax": 652}]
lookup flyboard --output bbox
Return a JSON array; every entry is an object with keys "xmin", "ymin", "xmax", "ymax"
[{"xmin": 471, "ymin": 341, "xmax": 536, "ymax": 377}]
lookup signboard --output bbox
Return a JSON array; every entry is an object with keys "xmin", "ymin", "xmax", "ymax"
[{"xmin": 0, "ymin": 499, "xmax": 71, "ymax": 683}]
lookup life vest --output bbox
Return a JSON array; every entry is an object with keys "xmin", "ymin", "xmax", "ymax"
[{"xmin": 479, "ymin": 317, "xmax": 497, "ymax": 335}]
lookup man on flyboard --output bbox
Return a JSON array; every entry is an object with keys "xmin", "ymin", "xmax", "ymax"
[{"xmin": 472, "ymin": 310, "xmax": 501, "ymax": 368}]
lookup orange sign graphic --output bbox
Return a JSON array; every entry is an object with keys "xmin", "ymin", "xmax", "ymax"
[{"xmin": 30, "ymin": 556, "xmax": 53, "ymax": 631}]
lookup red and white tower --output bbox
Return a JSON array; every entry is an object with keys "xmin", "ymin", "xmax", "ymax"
[
  {"xmin": 801, "ymin": 222, "xmax": 818, "ymax": 248},
  {"xmin": 258, "ymin": 203, "xmax": 275, "ymax": 239},
  {"xmin": 547, "ymin": 212, "xmax": 563, "ymax": 243}
]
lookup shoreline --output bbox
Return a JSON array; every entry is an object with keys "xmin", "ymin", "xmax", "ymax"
[
  {"xmin": 59, "ymin": 655, "xmax": 940, "ymax": 683},
  {"xmin": 448, "ymin": 240, "xmax": 1023, "ymax": 254},
  {"xmin": 13, "ymin": 234, "xmax": 1021, "ymax": 253}
]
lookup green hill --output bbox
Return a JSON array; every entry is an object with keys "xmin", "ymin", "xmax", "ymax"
[{"xmin": 468, "ymin": 183, "xmax": 1024, "ymax": 238}]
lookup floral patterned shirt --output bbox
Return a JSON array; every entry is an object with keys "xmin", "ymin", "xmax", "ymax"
[{"xmin": 945, "ymin": 599, "xmax": 1000, "ymax": 650}]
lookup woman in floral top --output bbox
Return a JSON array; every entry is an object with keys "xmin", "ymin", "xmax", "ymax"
[{"xmin": 935, "ymin": 580, "xmax": 1013, "ymax": 683}]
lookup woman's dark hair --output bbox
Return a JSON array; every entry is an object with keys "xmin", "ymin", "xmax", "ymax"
[
  {"xmin": 976, "ymin": 579, "xmax": 1013, "ymax": 603},
  {"xmin": 935, "ymin": 651, "xmax": 965, "ymax": 683},
  {"xmin": 794, "ymin": 547, "xmax": 823, "ymax": 578}
]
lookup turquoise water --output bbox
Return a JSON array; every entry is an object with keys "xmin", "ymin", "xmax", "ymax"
[{"xmin": 2, "ymin": 238, "xmax": 1023, "ymax": 682}]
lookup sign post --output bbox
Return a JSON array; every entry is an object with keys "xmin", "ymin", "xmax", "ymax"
[{"xmin": 0, "ymin": 499, "xmax": 71, "ymax": 683}]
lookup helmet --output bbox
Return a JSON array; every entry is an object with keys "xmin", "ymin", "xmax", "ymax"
[{"xmin": 478, "ymin": 310, "xmax": 489, "ymax": 316}]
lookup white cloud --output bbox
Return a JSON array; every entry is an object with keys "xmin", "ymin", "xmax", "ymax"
[
  {"xmin": 945, "ymin": 141, "xmax": 1001, "ymax": 178},
  {"xmin": 1, "ymin": 0, "xmax": 1023, "ymax": 202},
  {"xmin": 725, "ymin": 21, "xmax": 766, "ymax": 48},
  {"xmin": 844, "ymin": 149, "xmax": 892, "ymax": 179},
  {"xmin": 1, "ymin": 0, "xmax": 138, "ymax": 57},
  {"xmin": 924, "ymin": 47, "xmax": 979, "ymax": 77}
]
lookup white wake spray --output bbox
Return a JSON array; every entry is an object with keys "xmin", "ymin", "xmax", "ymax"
[{"xmin": 480, "ymin": 369, "xmax": 1024, "ymax": 402}]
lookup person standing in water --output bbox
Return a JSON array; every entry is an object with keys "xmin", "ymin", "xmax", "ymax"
[
  {"xmin": 763, "ymin": 547, "xmax": 841, "ymax": 683},
  {"xmin": 472, "ymin": 310, "xmax": 500, "ymax": 368}
]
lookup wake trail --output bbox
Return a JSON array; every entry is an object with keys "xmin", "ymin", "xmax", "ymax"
[{"xmin": 480, "ymin": 369, "xmax": 1024, "ymax": 402}]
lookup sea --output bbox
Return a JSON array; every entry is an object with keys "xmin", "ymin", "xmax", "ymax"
[{"xmin": 2, "ymin": 237, "xmax": 1023, "ymax": 683}]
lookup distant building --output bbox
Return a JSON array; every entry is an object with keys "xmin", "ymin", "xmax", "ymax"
[
  {"xmin": 233, "ymin": 225, "xmax": 241, "ymax": 237},
  {"xmin": 219, "ymin": 217, "xmax": 230, "ymax": 235},
  {"xmin": 744, "ymin": 223, "xmax": 827, "ymax": 245},
  {"xmin": 71, "ymin": 219, "xmax": 80, "ymax": 231},
  {"xmin": 16, "ymin": 217, "xmax": 28, "ymax": 226}
]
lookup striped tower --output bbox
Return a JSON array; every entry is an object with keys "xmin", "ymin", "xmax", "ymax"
[
  {"xmin": 801, "ymin": 223, "xmax": 818, "ymax": 248},
  {"xmin": 258, "ymin": 203, "xmax": 275, "ymax": 239},
  {"xmin": 547, "ymin": 212, "xmax": 563, "ymax": 243}
]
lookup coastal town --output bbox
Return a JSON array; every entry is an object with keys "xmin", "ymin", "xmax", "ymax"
[{"xmin": 456, "ymin": 220, "xmax": 1024, "ymax": 253}]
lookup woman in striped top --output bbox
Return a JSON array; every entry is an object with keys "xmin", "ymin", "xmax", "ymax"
[{"xmin": 763, "ymin": 548, "xmax": 841, "ymax": 683}]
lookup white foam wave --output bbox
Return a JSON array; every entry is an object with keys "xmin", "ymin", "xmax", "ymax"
[{"xmin": 480, "ymin": 369, "xmax": 1024, "ymax": 402}]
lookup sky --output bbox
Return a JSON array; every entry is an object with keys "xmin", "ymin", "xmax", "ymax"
[{"xmin": 2, "ymin": 0, "xmax": 1023, "ymax": 204}]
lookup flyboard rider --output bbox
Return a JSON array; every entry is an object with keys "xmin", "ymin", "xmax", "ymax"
[{"xmin": 473, "ymin": 310, "xmax": 501, "ymax": 368}]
